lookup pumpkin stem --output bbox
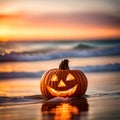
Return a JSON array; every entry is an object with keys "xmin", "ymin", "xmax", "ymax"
[{"xmin": 59, "ymin": 59, "xmax": 70, "ymax": 70}]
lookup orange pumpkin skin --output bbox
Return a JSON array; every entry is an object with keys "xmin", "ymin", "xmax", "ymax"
[{"xmin": 40, "ymin": 60, "xmax": 88, "ymax": 99}]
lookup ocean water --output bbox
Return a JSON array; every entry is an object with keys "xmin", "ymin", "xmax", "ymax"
[
  {"xmin": 0, "ymin": 40, "xmax": 120, "ymax": 120},
  {"xmin": 0, "ymin": 40, "xmax": 120, "ymax": 62},
  {"xmin": 0, "ymin": 40, "xmax": 120, "ymax": 79}
]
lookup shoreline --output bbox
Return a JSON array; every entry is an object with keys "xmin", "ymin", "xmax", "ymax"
[{"xmin": 0, "ymin": 96, "xmax": 119, "ymax": 120}]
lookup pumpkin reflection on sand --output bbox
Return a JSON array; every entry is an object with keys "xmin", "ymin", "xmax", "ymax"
[{"xmin": 41, "ymin": 97, "xmax": 88, "ymax": 120}]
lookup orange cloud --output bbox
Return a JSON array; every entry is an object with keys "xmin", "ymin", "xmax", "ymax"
[{"xmin": 0, "ymin": 0, "xmax": 120, "ymax": 41}]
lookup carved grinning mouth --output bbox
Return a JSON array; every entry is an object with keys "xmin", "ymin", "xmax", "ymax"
[{"xmin": 47, "ymin": 84, "xmax": 78, "ymax": 97}]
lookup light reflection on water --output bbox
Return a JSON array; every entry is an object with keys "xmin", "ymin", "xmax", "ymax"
[
  {"xmin": 0, "ymin": 57, "xmax": 120, "ymax": 72},
  {"xmin": 41, "ymin": 98, "xmax": 89, "ymax": 120}
]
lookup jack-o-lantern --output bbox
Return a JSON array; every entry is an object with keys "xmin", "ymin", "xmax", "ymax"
[{"xmin": 40, "ymin": 59, "xmax": 88, "ymax": 99}]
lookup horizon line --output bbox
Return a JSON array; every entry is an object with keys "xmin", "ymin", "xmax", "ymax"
[{"xmin": 0, "ymin": 37, "xmax": 120, "ymax": 43}]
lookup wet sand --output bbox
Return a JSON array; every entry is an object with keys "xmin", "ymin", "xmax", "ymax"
[{"xmin": 0, "ymin": 96, "xmax": 119, "ymax": 120}]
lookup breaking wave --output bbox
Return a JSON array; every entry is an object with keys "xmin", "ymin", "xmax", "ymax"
[{"xmin": 0, "ymin": 46, "xmax": 120, "ymax": 62}]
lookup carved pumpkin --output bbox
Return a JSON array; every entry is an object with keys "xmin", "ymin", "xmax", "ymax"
[{"xmin": 40, "ymin": 59, "xmax": 88, "ymax": 99}]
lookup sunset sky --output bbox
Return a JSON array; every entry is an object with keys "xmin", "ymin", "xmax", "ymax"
[{"xmin": 0, "ymin": 0, "xmax": 120, "ymax": 42}]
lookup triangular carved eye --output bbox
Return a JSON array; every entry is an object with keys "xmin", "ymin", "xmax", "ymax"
[
  {"xmin": 51, "ymin": 74, "xmax": 58, "ymax": 81},
  {"xmin": 66, "ymin": 73, "xmax": 75, "ymax": 81}
]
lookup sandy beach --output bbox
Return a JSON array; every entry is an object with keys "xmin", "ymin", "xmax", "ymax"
[{"xmin": 0, "ymin": 96, "xmax": 119, "ymax": 120}]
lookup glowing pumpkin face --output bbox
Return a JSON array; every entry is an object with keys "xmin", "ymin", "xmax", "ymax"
[
  {"xmin": 47, "ymin": 73, "xmax": 78, "ymax": 97},
  {"xmin": 40, "ymin": 59, "xmax": 87, "ymax": 99}
]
